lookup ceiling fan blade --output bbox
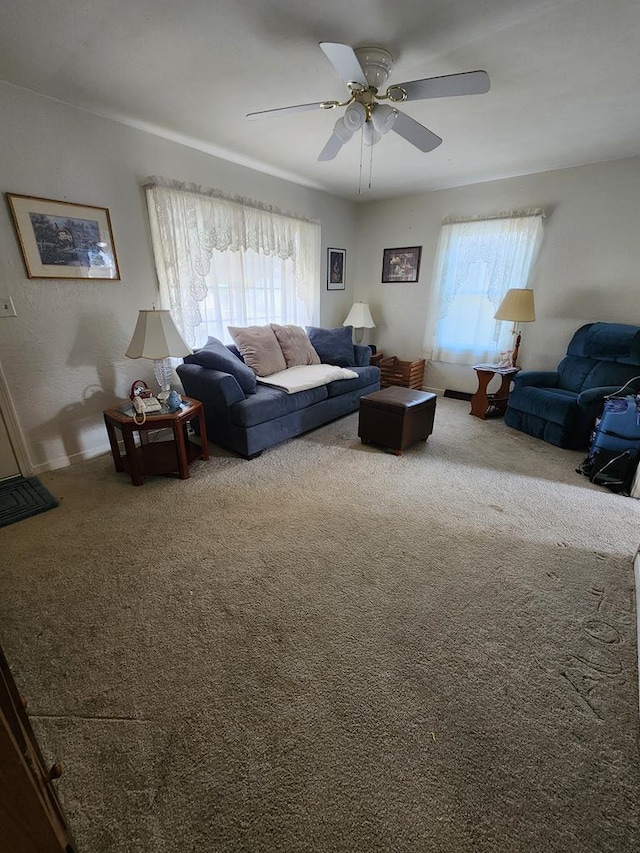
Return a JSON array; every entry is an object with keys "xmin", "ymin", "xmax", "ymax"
[
  {"xmin": 317, "ymin": 132, "xmax": 346, "ymax": 162},
  {"xmin": 247, "ymin": 102, "xmax": 326, "ymax": 120},
  {"xmin": 396, "ymin": 70, "xmax": 490, "ymax": 101},
  {"xmin": 319, "ymin": 42, "xmax": 368, "ymax": 88},
  {"xmin": 391, "ymin": 111, "xmax": 442, "ymax": 152}
]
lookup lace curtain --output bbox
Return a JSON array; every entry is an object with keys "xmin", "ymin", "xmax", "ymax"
[
  {"xmin": 423, "ymin": 211, "xmax": 544, "ymax": 364},
  {"xmin": 144, "ymin": 177, "xmax": 321, "ymax": 346}
]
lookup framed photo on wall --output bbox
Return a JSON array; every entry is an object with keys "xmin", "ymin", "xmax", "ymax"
[
  {"xmin": 327, "ymin": 248, "xmax": 346, "ymax": 290},
  {"xmin": 382, "ymin": 246, "xmax": 422, "ymax": 283},
  {"xmin": 6, "ymin": 193, "xmax": 120, "ymax": 280}
]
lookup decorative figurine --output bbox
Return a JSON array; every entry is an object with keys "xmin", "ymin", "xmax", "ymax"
[{"xmin": 167, "ymin": 389, "xmax": 182, "ymax": 412}]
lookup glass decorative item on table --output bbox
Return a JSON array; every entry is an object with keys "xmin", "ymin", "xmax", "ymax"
[
  {"xmin": 166, "ymin": 390, "xmax": 183, "ymax": 413},
  {"xmin": 153, "ymin": 357, "xmax": 174, "ymax": 402}
]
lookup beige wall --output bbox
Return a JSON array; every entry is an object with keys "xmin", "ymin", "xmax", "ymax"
[
  {"xmin": 354, "ymin": 158, "xmax": 640, "ymax": 394},
  {"xmin": 3, "ymin": 80, "xmax": 640, "ymax": 472},
  {"xmin": 0, "ymin": 83, "xmax": 357, "ymax": 472}
]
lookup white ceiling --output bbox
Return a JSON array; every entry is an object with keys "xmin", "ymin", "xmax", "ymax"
[{"xmin": 2, "ymin": 0, "xmax": 640, "ymax": 202}]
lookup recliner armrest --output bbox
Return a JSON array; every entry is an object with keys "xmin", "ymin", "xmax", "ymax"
[
  {"xmin": 512, "ymin": 370, "xmax": 560, "ymax": 389},
  {"xmin": 577, "ymin": 385, "xmax": 626, "ymax": 408}
]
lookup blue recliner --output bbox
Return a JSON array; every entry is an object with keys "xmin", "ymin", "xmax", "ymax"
[{"xmin": 504, "ymin": 322, "xmax": 640, "ymax": 449}]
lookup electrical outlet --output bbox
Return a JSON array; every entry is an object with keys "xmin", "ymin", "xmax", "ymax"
[{"xmin": 0, "ymin": 297, "xmax": 17, "ymax": 318}]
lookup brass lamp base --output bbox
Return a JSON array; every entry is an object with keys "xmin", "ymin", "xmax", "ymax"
[{"xmin": 511, "ymin": 331, "xmax": 522, "ymax": 367}]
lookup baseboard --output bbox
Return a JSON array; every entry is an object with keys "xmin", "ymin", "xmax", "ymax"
[
  {"xmin": 31, "ymin": 444, "xmax": 110, "ymax": 474},
  {"xmin": 30, "ymin": 429, "xmax": 172, "ymax": 475},
  {"xmin": 444, "ymin": 389, "xmax": 473, "ymax": 401}
]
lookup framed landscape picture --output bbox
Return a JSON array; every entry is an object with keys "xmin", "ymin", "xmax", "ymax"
[
  {"xmin": 327, "ymin": 248, "xmax": 346, "ymax": 290},
  {"xmin": 7, "ymin": 193, "xmax": 120, "ymax": 280},
  {"xmin": 382, "ymin": 246, "xmax": 422, "ymax": 283}
]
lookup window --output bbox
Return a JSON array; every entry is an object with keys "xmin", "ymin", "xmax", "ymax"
[
  {"xmin": 196, "ymin": 249, "xmax": 308, "ymax": 344},
  {"xmin": 424, "ymin": 212, "xmax": 544, "ymax": 364},
  {"xmin": 145, "ymin": 178, "xmax": 320, "ymax": 346}
]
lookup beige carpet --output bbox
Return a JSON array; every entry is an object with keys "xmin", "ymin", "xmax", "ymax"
[{"xmin": 1, "ymin": 398, "xmax": 639, "ymax": 852}]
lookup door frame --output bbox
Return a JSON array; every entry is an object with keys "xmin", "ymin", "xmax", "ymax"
[{"xmin": 0, "ymin": 357, "xmax": 31, "ymax": 477}]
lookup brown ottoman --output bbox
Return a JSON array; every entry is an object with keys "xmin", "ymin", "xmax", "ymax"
[{"xmin": 358, "ymin": 387, "xmax": 437, "ymax": 455}]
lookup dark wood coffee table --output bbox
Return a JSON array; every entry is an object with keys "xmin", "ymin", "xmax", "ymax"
[{"xmin": 103, "ymin": 396, "xmax": 209, "ymax": 486}]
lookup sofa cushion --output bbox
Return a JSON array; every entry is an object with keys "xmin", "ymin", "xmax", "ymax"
[
  {"xmin": 228, "ymin": 325, "xmax": 287, "ymax": 377},
  {"xmin": 582, "ymin": 360, "xmax": 640, "ymax": 392},
  {"xmin": 556, "ymin": 356, "xmax": 599, "ymax": 393},
  {"xmin": 271, "ymin": 324, "xmax": 321, "ymax": 368},
  {"xmin": 509, "ymin": 385, "xmax": 579, "ymax": 426},
  {"xmin": 306, "ymin": 325, "xmax": 356, "ymax": 367},
  {"xmin": 230, "ymin": 384, "xmax": 328, "ymax": 428},
  {"xmin": 183, "ymin": 337, "xmax": 257, "ymax": 395},
  {"xmin": 325, "ymin": 365, "xmax": 381, "ymax": 397},
  {"xmin": 583, "ymin": 322, "xmax": 640, "ymax": 359}
]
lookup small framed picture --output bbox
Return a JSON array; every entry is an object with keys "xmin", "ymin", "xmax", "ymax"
[
  {"xmin": 327, "ymin": 248, "xmax": 346, "ymax": 290},
  {"xmin": 6, "ymin": 193, "xmax": 120, "ymax": 280},
  {"xmin": 382, "ymin": 246, "xmax": 422, "ymax": 283}
]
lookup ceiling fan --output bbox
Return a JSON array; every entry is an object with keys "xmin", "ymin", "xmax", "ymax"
[{"xmin": 247, "ymin": 42, "xmax": 490, "ymax": 161}]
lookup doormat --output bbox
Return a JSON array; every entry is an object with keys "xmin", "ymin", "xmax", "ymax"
[{"xmin": 0, "ymin": 476, "xmax": 59, "ymax": 529}]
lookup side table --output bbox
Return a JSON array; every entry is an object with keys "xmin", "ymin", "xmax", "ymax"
[
  {"xmin": 370, "ymin": 351, "xmax": 384, "ymax": 367},
  {"xmin": 103, "ymin": 396, "xmax": 209, "ymax": 486},
  {"xmin": 470, "ymin": 365, "xmax": 520, "ymax": 420}
]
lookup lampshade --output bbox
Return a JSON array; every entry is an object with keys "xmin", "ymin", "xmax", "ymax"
[
  {"xmin": 125, "ymin": 309, "xmax": 192, "ymax": 401},
  {"xmin": 343, "ymin": 302, "xmax": 376, "ymax": 329},
  {"xmin": 372, "ymin": 104, "xmax": 398, "ymax": 135},
  {"xmin": 343, "ymin": 101, "xmax": 367, "ymax": 132},
  {"xmin": 362, "ymin": 122, "xmax": 382, "ymax": 147},
  {"xmin": 494, "ymin": 288, "xmax": 536, "ymax": 322},
  {"xmin": 333, "ymin": 116, "xmax": 354, "ymax": 144},
  {"xmin": 125, "ymin": 309, "xmax": 192, "ymax": 360}
]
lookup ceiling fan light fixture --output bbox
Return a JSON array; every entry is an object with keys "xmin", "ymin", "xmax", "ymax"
[
  {"xmin": 363, "ymin": 122, "xmax": 382, "ymax": 147},
  {"xmin": 371, "ymin": 103, "xmax": 398, "ymax": 134},
  {"xmin": 333, "ymin": 116, "xmax": 354, "ymax": 143},
  {"xmin": 343, "ymin": 101, "xmax": 367, "ymax": 132}
]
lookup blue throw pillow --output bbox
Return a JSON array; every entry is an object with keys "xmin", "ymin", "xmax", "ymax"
[
  {"xmin": 184, "ymin": 336, "xmax": 257, "ymax": 394},
  {"xmin": 306, "ymin": 325, "xmax": 355, "ymax": 367}
]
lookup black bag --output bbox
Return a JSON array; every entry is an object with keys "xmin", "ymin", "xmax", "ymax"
[{"xmin": 576, "ymin": 446, "xmax": 640, "ymax": 494}]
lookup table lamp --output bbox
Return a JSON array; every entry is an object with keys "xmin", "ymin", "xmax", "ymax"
[
  {"xmin": 125, "ymin": 308, "xmax": 192, "ymax": 401},
  {"xmin": 343, "ymin": 302, "xmax": 375, "ymax": 344},
  {"xmin": 494, "ymin": 288, "xmax": 536, "ymax": 367}
]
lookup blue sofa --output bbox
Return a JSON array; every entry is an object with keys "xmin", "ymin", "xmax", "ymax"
[
  {"xmin": 177, "ymin": 337, "xmax": 380, "ymax": 458},
  {"xmin": 504, "ymin": 322, "xmax": 640, "ymax": 449}
]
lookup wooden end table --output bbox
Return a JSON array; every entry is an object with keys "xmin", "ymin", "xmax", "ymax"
[
  {"xmin": 103, "ymin": 396, "xmax": 209, "ymax": 486},
  {"xmin": 470, "ymin": 365, "xmax": 520, "ymax": 420}
]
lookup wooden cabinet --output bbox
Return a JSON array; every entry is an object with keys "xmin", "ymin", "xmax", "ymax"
[{"xmin": 0, "ymin": 644, "xmax": 77, "ymax": 853}]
